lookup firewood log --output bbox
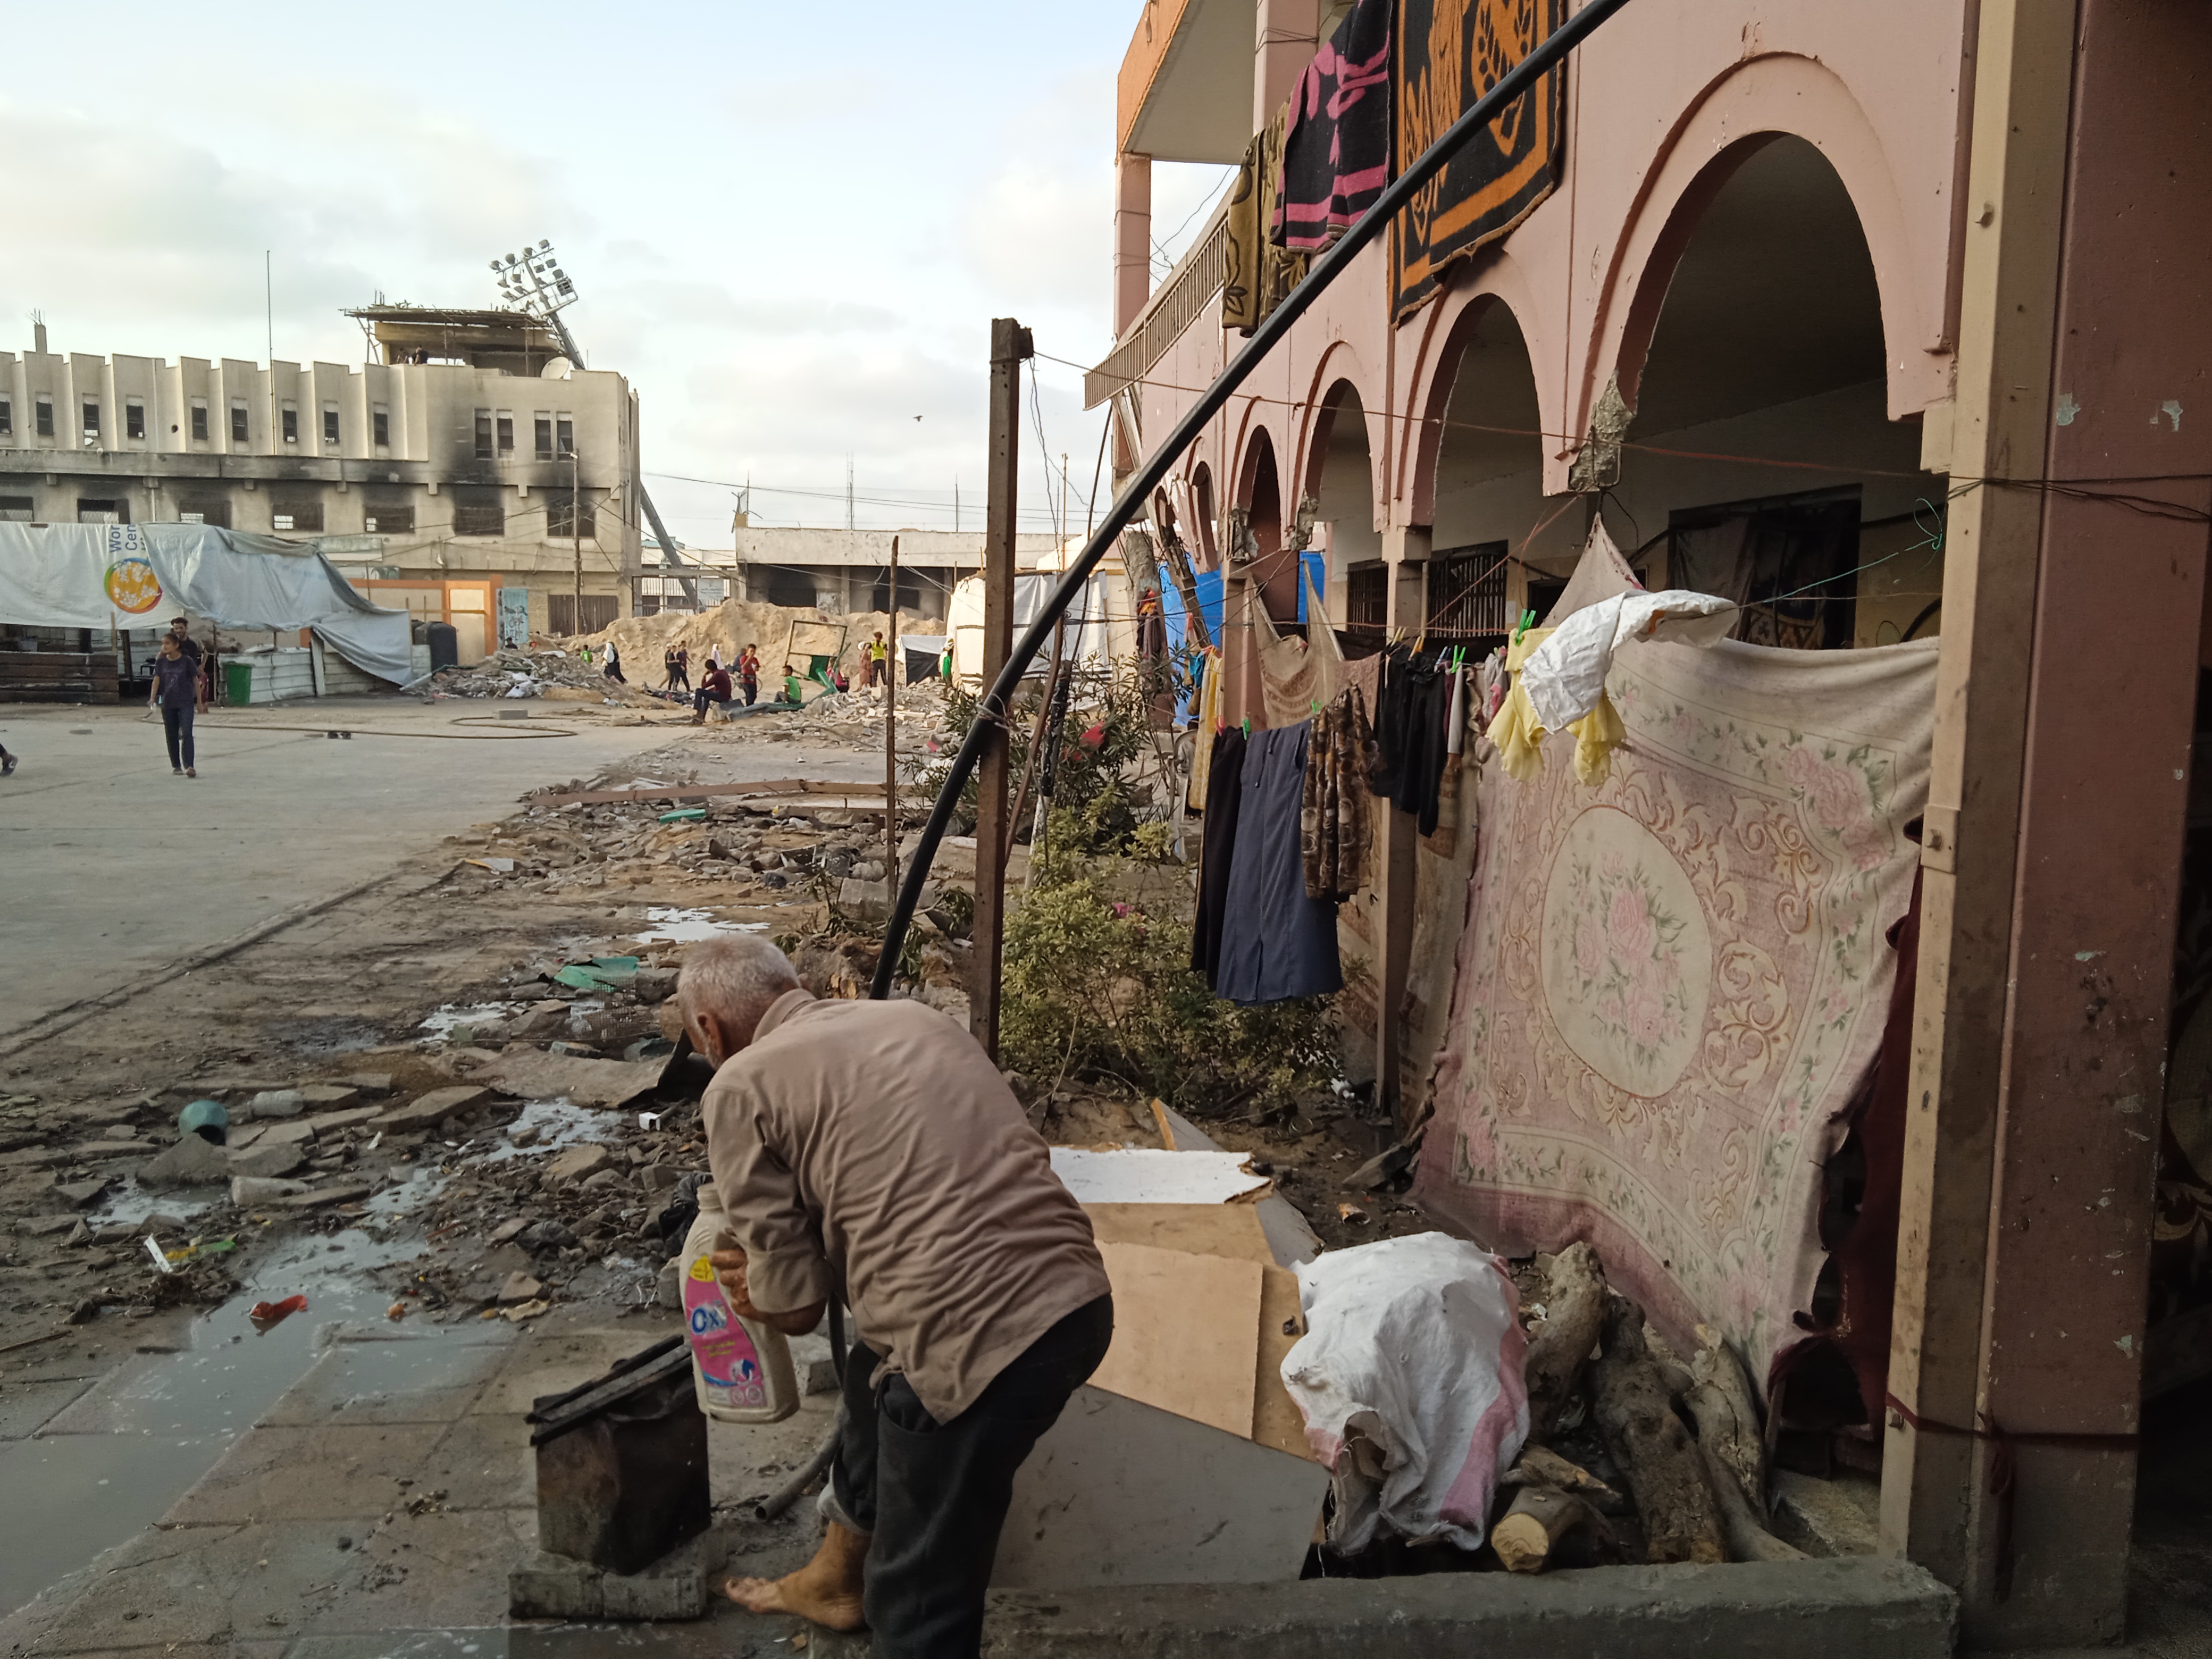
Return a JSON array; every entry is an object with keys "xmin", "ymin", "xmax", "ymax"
[
  {"xmin": 1502, "ymin": 1445, "xmax": 1629, "ymax": 1514},
  {"xmin": 1523, "ymin": 1243, "xmax": 1606, "ymax": 1443},
  {"xmin": 1489, "ymin": 1485, "xmax": 1613, "ymax": 1574},
  {"xmin": 1591, "ymin": 1297, "xmax": 1727, "ymax": 1564}
]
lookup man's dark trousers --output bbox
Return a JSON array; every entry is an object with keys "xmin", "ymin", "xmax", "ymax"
[{"xmin": 829, "ymin": 1295, "xmax": 1112, "ymax": 1657}]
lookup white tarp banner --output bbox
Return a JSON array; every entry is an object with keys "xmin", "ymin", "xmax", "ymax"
[{"xmin": 0, "ymin": 522, "xmax": 413, "ymax": 683}]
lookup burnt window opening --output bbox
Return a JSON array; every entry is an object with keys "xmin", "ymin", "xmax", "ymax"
[
  {"xmin": 474, "ymin": 409, "xmax": 494, "ymax": 460},
  {"xmin": 453, "ymin": 502, "xmax": 506, "ymax": 537},
  {"xmin": 372, "ymin": 407, "xmax": 390, "ymax": 448},
  {"xmin": 1668, "ymin": 490, "xmax": 1862, "ymax": 651},
  {"xmin": 548, "ymin": 493, "xmax": 591, "ymax": 539},
  {"xmin": 364, "ymin": 504, "xmax": 414, "ymax": 534},
  {"xmin": 271, "ymin": 502, "xmax": 323, "ymax": 533},
  {"xmin": 534, "ymin": 416, "xmax": 554, "ymax": 460},
  {"xmin": 175, "ymin": 498, "xmax": 231, "ymax": 529},
  {"xmin": 496, "ymin": 413, "xmax": 515, "ymax": 454}
]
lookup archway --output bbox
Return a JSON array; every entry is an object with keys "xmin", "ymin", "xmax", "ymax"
[
  {"xmin": 1614, "ymin": 135, "xmax": 1932, "ymax": 650},
  {"xmin": 1309, "ymin": 380, "xmax": 1382, "ymax": 645},
  {"xmin": 1428, "ymin": 299, "xmax": 1552, "ymax": 635},
  {"xmin": 1236, "ymin": 426, "xmax": 1295, "ymax": 624}
]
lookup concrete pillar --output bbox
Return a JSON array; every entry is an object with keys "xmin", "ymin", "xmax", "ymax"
[
  {"xmin": 1253, "ymin": 0, "xmax": 1319, "ymax": 130},
  {"xmin": 1114, "ymin": 152, "xmax": 1153, "ymax": 340},
  {"xmin": 1375, "ymin": 525, "xmax": 1428, "ymax": 1121},
  {"xmin": 1883, "ymin": 1, "xmax": 2212, "ymax": 1645}
]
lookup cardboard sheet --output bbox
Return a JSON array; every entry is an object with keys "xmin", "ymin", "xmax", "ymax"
[
  {"xmin": 1084, "ymin": 1202, "xmax": 1275, "ymax": 1263},
  {"xmin": 1088, "ymin": 1243, "xmax": 1262, "ymax": 1440},
  {"xmin": 1050, "ymin": 1146, "xmax": 1269, "ymax": 1205}
]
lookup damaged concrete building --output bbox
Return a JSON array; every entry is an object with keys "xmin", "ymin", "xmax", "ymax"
[
  {"xmin": 1094, "ymin": 0, "xmax": 2212, "ymax": 1648},
  {"xmin": 0, "ymin": 306, "xmax": 643, "ymax": 663}
]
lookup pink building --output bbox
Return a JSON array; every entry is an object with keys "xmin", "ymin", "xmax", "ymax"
[{"xmin": 1091, "ymin": 0, "xmax": 2212, "ymax": 1646}]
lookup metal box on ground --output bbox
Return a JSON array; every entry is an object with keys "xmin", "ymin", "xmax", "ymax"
[{"xmin": 524, "ymin": 1335, "xmax": 710, "ymax": 1575}]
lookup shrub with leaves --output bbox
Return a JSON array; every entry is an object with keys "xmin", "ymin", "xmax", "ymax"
[
  {"xmin": 999, "ymin": 813, "xmax": 1341, "ymax": 1110},
  {"xmin": 906, "ymin": 658, "xmax": 1172, "ymax": 856}
]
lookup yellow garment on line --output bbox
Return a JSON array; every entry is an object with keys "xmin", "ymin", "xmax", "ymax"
[
  {"xmin": 1567, "ymin": 692, "xmax": 1627, "ymax": 787},
  {"xmin": 1484, "ymin": 621, "xmax": 1630, "ymax": 787},
  {"xmin": 1485, "ymin": 627, "xmax": 1554, "ymax": 781}
]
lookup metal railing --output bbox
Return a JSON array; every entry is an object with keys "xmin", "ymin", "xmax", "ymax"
[{"xmin": 1084, "ymin": 206, "xmax": 1230, "ymax": 409}]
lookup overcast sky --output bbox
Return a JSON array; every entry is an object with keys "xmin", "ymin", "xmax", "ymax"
[{"xmin": 0, "ymin": 1, "xmax": 1236, "ymax": 550}]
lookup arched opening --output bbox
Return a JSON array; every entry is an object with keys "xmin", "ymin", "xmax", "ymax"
[
  {"xmin": 1309, "ymin": 381, "xmax": 1381, "ymax": 646},
  {"xmin": 1237, "ymin": 427, "xmax": 1295, "ymax": 623},
  {"xmin": 1616, "ymin": 135, "xmax": 1936, "ymax": 649},
  {"xmin": 1428, "ymin": 299, "xmax": 1552, "ymax": 638},
  {"xmin": 1191, "ymin": 462, "xmax": 1218, "ymax": 568}
]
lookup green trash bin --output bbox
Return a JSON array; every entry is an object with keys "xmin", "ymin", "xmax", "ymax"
[{"xmin": 224, "ymin": 660, "xmax": 254, "ymax": 706}]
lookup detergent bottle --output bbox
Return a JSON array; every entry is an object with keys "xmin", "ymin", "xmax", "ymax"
[{"xmin": 680, "ymin": 1180, "xmax": 799, "ymax": 1423}]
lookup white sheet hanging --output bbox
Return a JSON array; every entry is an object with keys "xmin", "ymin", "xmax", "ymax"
[
  {"xmin": 1518, "ymin": 588, "xmax": 1737, "ymax": 733},
  {"xmin": 0, "ymin": 522, "xmax": 413, "ymax": 683}
]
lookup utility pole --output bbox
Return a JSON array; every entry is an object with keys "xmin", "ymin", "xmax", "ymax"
[
  {"xmin": 971, "ymin": 317, "xmax": 1030, "ymax": 1059},
  {"xmin": 847, "ymin": 457, "xmax": 855, "ymax": 531},
  {"xmin": 885, "ymin": 534, "xmax": 900, "ymax": 899}
]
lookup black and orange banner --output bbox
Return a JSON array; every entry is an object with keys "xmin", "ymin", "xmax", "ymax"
[{"xmin": 1393, "ymin": 0, "xmax": 1568, "ymax": 320}]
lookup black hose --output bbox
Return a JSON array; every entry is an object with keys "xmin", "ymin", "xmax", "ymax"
[
  {"xmin": 753, "ymin": 1410, "xmax": 843, "ymax": 1522},
  {"xmin": 869, "ymin": 0, "xmax": 1640, "ymax": 1000}
]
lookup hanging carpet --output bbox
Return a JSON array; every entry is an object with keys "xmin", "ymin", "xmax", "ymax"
[{"xmin": 1411, "ymin": 632, "xmax": 1937, "ymax": 1383}]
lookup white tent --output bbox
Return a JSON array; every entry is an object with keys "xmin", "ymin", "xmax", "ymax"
[
  {"xmin": 945, "ymin": 544, "xmax": 1137, "ymax": 689},
  {"xmin": 0, "ymin": 522, "xmax": 412, "ymax": 683}
]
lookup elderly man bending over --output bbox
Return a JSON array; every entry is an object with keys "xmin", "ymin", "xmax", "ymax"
[{"xmin": 677, "ymin": 935, "xmax": 1111, "ymax": 1657}]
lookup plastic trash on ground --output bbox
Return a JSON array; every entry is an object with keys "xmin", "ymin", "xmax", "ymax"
[
  {"xmin": 1279, "ymin": 1232, "xmax": 1529, "ymax": 1552},
  {"xmin": 249, "ymin": 1294, "xmax": 308, "ymax": 1334}
]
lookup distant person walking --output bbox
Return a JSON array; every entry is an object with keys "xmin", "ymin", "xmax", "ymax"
[
  {"xmin": 166, "ymin": 616, "xmax": 210, "ymax": 711},
  {"xmin": 865, "ymin": 632, "xmax": 889, "ymax": 689},
  {"xmin": 673, "ymin": 646, "xmax": 692, "ymax": 693},
  {"xmin": 604, "ymin": 642, "xmax": 627, "ymax": 684},
  {"xmin": 150, "ymin": 634, "xmax": 200, "ymax": 777},
  {"xmin": 664, "ymin": 644, "xmax": 680, "ymax": 689},
  {"xmin": 738, "ymin": 644, "xmax": 760, "ymax": 706}
]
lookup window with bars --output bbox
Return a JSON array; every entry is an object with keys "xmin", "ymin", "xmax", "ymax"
[
  {"xmin": 548, "ymin": 492, "xmax": 590, "ymax": 539},
  {"xmin": 454, "ymin": 502, "xmax": 506, "ymax": 537},
  {"xmin": 176, "ymin": 498, "xmax": 231, "ymax": 529},
  {"xmin": 547, "ymin": 593, "xmax": 619, "ymax": 635},
  {"xmin": 1425, "ymin": 541, "xmax": 1512, "ymax": 640},
  {"xmin": 1346, "ymin": 563, "xmax": 1388, "ymax": 640},
  {"xmin": 271, "ymin": 502, "xmax": 323, "ymax": 533},
  {"xmin": 364, "ymin": 504, "xmax": 413, "ymax": 534}
]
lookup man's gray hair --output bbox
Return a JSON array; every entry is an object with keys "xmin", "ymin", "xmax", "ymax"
[{"xmin": 677, "ymin": 935, "xmax": 802, "ymax": 1039}]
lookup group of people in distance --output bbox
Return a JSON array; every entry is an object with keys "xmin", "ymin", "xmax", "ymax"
[{"xmin": 691, "ymin": 642, "xmax": 765, "ymax": 724}]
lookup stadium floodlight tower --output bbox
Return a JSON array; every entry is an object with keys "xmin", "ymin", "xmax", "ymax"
[{"xmin": 489, "ymin": 239, "xmax": 698, "ymax": 607}]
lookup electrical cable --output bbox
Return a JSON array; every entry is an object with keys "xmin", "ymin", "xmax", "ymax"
[{"xmin": 869, "ymin": 0, "xmax": 1644, "ymax": 1000}]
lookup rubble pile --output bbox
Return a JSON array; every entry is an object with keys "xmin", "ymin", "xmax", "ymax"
[
  {"xmin": 582, "ymin": 596, "xmax": 935, "ymax": 685},
  {"xmin": 453, "ymin": 795, "xmax": 947, "ymax": 898},
  {"xmin": 727, "ymin": 680, "xmax": 953, "ymax": 751},
  {"xmin": 425, "ymin": 647, "xmax": 668, "ymax": 708}
]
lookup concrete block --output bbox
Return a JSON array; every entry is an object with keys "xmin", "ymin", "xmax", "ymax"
[
  {"xmin": 508, "ymin": 1528, "xmax": 727, "ymax": 1621},
  {"xmin": 899, "ymin": 1557, "xmax": 1959, "ymax": 1659},
  {"xmin": 296, "ymin": 1084, "xmax": 362, "ymax": 1110},
  {"xmin": 136, "ymin": 1134, "xmax": 231, "ymax": 1188},
  {"xmin": 373, "ymin": 1085, "xmax": 491, "ymax": 1132},
  {"xmin": 228, "ymin": 1143, "xmax": 306, "ymax": 1179},
  {"xmin": 1771, "ymin": 1470, "xmax": 1881, "ymax": 1559}
]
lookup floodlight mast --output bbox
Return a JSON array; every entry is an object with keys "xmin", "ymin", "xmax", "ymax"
[{"xmin": 489, "ymin": 239, "xmax": 698, "ymax": 608}]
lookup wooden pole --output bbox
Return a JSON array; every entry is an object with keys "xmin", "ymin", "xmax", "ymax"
[
  {"xmin": 970, "ymin": 318, "xmax": 1030, "ymax": 1059},
  {"xmin": 571, "ymin": 449, "xmax": 583, "ymax": 635},
  {"xmin": 885, "ymin": 534, "xmax": 900, "ymax": 897}
]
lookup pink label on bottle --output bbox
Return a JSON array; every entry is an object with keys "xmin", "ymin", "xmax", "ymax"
[{"xmin": 683, "ymin": 1259, "xmax": 768, "ymax": 1407}]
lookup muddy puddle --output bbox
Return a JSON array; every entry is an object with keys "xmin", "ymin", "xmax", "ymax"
[
  {"xmin": 630, "ymin": 907, "xmax": 768, "ymax": 944},
  {"xmin": 0, "ymin": 1226, "xmax": 509, "ymax": 1620}
]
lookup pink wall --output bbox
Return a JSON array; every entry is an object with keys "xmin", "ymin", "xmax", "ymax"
[{"xmin": 1130, "ymin": 1, "xmax": 1972, "ymax": 532}]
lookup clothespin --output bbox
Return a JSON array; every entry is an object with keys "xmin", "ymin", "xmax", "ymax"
[
  {"xmin": 1310, "ymin": 694, "xmax": 1322, "ymax": 716},
  {"xmin": 1241, "ymin": 716, "xmax": 1251, "ymax": 737},
  {"xmin": 1511, "ymin": 608, "xmax": 1536, "ymax": 646}
]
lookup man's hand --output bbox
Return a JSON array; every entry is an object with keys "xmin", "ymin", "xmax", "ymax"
[
  {"xmin": 709, "ymin": 1248, "xmax": 764, "ymax": 1320},
  {"xmin": 708, "ymin": 1247, "xmax": 826, "ymax": 1337}
]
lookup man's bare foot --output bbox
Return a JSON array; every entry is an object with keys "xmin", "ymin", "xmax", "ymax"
[{"xmin": 723, "ymin": 1520, "xmax": 868, "ymax": 1631}]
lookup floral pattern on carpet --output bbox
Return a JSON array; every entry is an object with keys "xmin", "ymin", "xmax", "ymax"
[{"xmin": 1413, "ymin": 635, "xmax": 1936, "ymax": 1381}]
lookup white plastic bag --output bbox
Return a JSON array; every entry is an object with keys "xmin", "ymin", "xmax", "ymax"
[
  {"xmin": 1519, "ymin": 589, "xmax": 1737, "ymax": 733},
  {"xmin": 1279, "ymin": 1233, "xmax": 1528, "ymax": 1551}
]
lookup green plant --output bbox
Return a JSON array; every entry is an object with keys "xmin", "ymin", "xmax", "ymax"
[
  {"xmin": 904, "ymin": 658, "xmax": 1171, "ymax": 857},
  {"xmin": 999, "ymin": 812, "xmax": 1340, "ymax": 1110}
]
